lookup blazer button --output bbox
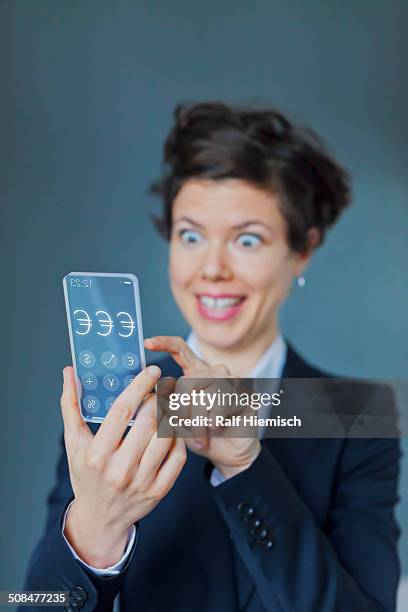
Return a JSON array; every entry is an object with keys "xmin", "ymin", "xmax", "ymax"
[
  {"xmin": 249, "ymin": 517, "xmax": 262, "ymax": 533},
  {"xmin": 238, "ymin": 502, "xmax": 255, "ymax": 517},
  {"xmin": 69, "ymin": 586, "xmax": 88, "ymax": 606},
  {"xmin": 263, "ymin": 539, "xmax": 274, "ymax": 551},
  {"xmin": 256, "ymin": 527, "xmax": 270, "ymax": 542}
]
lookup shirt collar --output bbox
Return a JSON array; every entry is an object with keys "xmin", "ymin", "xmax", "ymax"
[{"xmin": 185, "ymin": 331, "xmax": 287, "ymax": 379}]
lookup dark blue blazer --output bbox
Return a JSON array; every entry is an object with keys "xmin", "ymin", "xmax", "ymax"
[{"xmin": 22, "ymin": 344, "xmax": 401, "ymax": 611}]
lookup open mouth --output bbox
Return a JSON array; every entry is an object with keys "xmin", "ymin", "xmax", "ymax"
[{"xmin": 195, "ymin": 294, "xmax": 247, "ymax": 320}]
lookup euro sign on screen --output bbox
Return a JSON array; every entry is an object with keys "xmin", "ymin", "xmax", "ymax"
[{"xmin": 63, "ymin": 272, "xmax": 146, "ymax": 423}]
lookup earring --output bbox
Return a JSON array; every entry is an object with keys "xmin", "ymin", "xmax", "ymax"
[{"xmin": 297, "ymin": 276, "xmax": 306, "ymax": 288}]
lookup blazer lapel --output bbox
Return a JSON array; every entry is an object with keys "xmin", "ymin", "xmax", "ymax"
[
  {"xmin": 241, "ymin": 343, "xmax": 326, "ymax": 609},
  {"xmin": 263, "ymin": 342, "xmax": 323, "ymax": 488},
  {"xmin": 189, "ymin": 454, "xmax": 239, "ymax": 610}
]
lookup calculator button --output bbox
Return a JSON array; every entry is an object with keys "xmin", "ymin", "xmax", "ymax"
[
  {"xmin": 105, "ymin": 396, "xmax": 116, "ymax": 411},
  {"xmin": 79, "ymin": 350, "xmax": 96, "ymax": 368},
  {"xmin": 101, "ymin": 351, "xmax": 118, "ymax": 369},
  {"xmin": 122, "ymin": 352, "xmax": 139, "ymax": 370},
  {"xmin": 124, "ymin": 374, "xmax": 135, "ymax": 387},
  {"xmin": 83, "ymin": 395, "xmax": 100, "ymax": 414},
  {"xmin": 81, "ymin": 372, "xmax": 98, "ymax": 391},
  {"xmin": 103, "ymin": 374, "xmax": 120, "ymax": 392}
]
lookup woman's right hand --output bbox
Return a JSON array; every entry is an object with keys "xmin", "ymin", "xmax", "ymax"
[{"xmin": 60, "ymin": 364, "xmax": 186, "ymax": 568}]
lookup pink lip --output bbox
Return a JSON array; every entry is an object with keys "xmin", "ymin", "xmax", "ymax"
[{"xmin": 195, "ymin": 295, "xmax": 246, "ymax": 321}]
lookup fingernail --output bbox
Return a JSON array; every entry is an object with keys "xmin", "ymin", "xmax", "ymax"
[{"xmin": 147, "ymin": 365, "xmax": 161, "ymax": 378}]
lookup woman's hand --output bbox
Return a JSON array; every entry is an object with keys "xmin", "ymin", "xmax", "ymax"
[
  {"xmin": 144, "ymin": 336, "xmax": 261, "ymax": 480},
  {"xmin": 61, "ymin": 365, "xmax": 186, "ymax": 568}
]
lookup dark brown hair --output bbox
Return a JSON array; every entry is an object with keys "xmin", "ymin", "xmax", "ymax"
[{"xmin": 150, "ymin": 102, "xmax": 351, "ymax": 252}]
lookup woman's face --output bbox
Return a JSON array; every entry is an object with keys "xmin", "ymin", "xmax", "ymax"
[{"xmin": 169, "ymin": 178, "xmax": 311, "ymax": 352}]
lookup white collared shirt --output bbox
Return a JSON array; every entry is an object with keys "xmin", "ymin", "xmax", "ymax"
[
  {"xmin": 63, "ymin": 332, "xmax": 287, "ymax": 574},
  {"xmin": 186, "ymin": 330, "xmax": 286, "ymax": 379}
]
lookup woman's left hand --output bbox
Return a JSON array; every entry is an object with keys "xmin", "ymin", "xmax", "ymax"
[{"xmin": 144, "ymin": 336, "xmax": 261, "ymax": 480}]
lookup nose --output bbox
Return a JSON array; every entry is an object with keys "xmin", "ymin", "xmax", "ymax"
[{"xmin": 200, "ymin": 241, "xmax": 233, "ymax": 281}]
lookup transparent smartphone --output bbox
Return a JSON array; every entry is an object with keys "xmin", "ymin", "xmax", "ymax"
[{"xmin": 63, "ymin": 272, "xmax": 146, "ymax": 423}]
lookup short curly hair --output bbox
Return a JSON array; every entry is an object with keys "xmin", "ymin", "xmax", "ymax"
[{"xmin": 150, "ymin": 102, "xmax": 351, "ymax": 253}]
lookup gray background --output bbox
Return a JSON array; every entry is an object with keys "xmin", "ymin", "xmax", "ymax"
[{"xmin": 1, "ymin": 0, "xmax": 407, "ymax": 593}]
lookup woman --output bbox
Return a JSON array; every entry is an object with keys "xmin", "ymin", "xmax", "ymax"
[{"xmin": 23, "ymin": 102, "xmax": 400, "ymax": 611}]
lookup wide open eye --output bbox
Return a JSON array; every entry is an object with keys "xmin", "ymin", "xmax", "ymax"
[
  {"xmin": 179, "ymin": 229, "xmax": 203, "ymax": 244},
  {"xmin": 236, "ymin": 233, "xmax": 263, "ymax": 248}
]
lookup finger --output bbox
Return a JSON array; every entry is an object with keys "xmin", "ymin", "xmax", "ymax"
[
  {"xmin": 116, "ymin": 392, "xmax": 159, "ymax": 463},
  {"xmin": 186, "ymin": 433, "xmax": 210, "ymax": 452},
  {"xmin": 173, "ymin": 374, "xmax": 230, "ymax": 432},
  {"xmin": 187, "ymin": 371, "xmax": 241, "ymax": 420},
  {"xmin": 91, "ymin": 365, "xmax": 161, "ymax": 458},
  {"xmin": 156, "ymin": 376, "xmax": 178, "ymax": 422},
  {"xmin": 60, "ymin": 367, "xmax": 92, "ymax": 446},
  {"xmin": 136, "ymin": 431, "xmax": 174, "ymax": 486},
  {"xmin": 156, "ymin": 376, "xmax": 177, "ymax": 408},
  {"xmin": 144, "ymin": 336, "xmax": 207, "ymax": 373},
  {"xmin": 191, "ymin": 429, "xmax": 210, "ymax": 450},
  {"xmin": 154, "ymin": 437, "xmax": 187, "ymax": 494},
  {"xmin": 193, "ymin": 364, "xmax": 231, "ymax": 378},
  {"xmin": 183, "ymin": 385, "xmax": 209, "ymax": 443}
]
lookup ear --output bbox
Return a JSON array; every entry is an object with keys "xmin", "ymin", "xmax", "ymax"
[{"xmin": 292, "ymin": 227, "xmax": 321, "ymax": 276}]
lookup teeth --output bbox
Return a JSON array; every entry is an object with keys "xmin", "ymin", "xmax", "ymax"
[{"xmin": 199, "ymin": 296, "xmax": 243, "ymax": 308}]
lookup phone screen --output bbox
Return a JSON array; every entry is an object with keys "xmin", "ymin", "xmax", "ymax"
[{"xmin": 63, "ymin": 272, "xmax": 145, "ymax": 423}]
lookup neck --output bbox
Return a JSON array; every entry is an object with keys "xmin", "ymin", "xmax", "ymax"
[{"xmin": 197, "ymin": 321, "xmax": 279, "ymax": 377}]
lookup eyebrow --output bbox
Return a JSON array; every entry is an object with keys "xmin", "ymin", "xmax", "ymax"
[
  {"xmin": 173, "ymin": 216, "xmax": 205, "ymax": 229},
  {"xmin": 232, "ymin": 220, "xmax": 274, "ymax": 232},
  {"xmin": 173, "ymin": 217, "xmax": 274, "ymax": 232}
]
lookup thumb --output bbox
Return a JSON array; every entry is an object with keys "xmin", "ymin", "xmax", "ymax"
[{"xmin": 60, "ymin": 367, "xmax": 93, "ymax": 447}]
